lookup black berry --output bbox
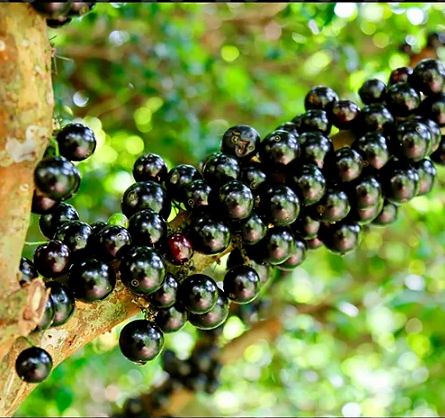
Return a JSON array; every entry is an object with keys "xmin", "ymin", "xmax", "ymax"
[
  {"xmin": 31, "ymin": 191, "xmax": 59, "ymax": 215},
  {"xmin": 178, "ymin": 274, "xmax": 219, "ymax": 314},
  {"xmin": 46, "ymin": 281, "xmax": 75, "ymax": 327},
  {"xmin": 31, "ymin": 3, "xmax": 72, "ymax": 19},
  {"xmin": 203, "ymin": 153, "xmax": 241, "ymax": 188},
  {"xmin": 164, "ymin": 233, "xmax": 194, "ymax": 265},
  {"xmin": 224, "ymin": 265, "xmax": 261, "ymax": 304},
  {"xmin": 19, "ymin": 257, "xmax": 38, "ymax": 286},
  {"xmin": 183, "ymin": 180, "xmax": 212, "ymax": 211},
  {"xmin": 372, "ymin": 201, "xmax": 398, "ymax": 226},
  {"xmin": 149, "ymin": 273, "xmax": 178, "ymax": 309},
  {"xmin": 240, "ymin": 162, "xmax": 267, "ymax": 194},
  {"xmin": 217, "ymin": 180, "xmax": 254, "ymax": 221},
  {"xmin": 326, "ymin": 100, "xmax": 360, "ymax": 130},
  {"xmin": 304, "ymin": 85, "xmax": 339, "ymax": 110},
  {"xmin": 259, "ymin": 130, "xmax": 300, "ymax": 172},
  {"xmin": 95, "ymin": 225, "xmax": 132, "ymax": 262},
  {"xmin": 414, "ymin": 158, "xmax": 437, "ymax": 195},
  {"xmin": 410, "ymin": 58, "xmax": 445, "ymax": 95},
  {"xmin": 56, "ymin": 123, "xmax": 96, "ymax": 162},
  {"xmin": 392, "ymin": 120, "xmax": 432, "ymax": 162},
  {"xmin": 188, "ymin": 215, "xmax": 231, "ymax": 255},
  {"xmin": 154, "ymin": 303, "xmax": 188, "ymax": 334},
  {"xmin": 382, "ymin": 161, "xmax": 420, "ymax": 204},
  {"xmin": 221, "ymin": 125, "xmax": 260, "ymax": 160},
  {"xmin": 320, "ymin": 222, "xmax": 362, "ymax": 256},
  {"xmin": 275, "ymin": 122, "xmax": 299, "ymax": 138},
  {"xmin": 258, "ymin": 184, "xmax": 300, "ymax": 226},
  {"xmin": 316, "ymin": 188, "xmax": 351, "ymax": 222},
  {"xmin": 33, "ymin": 240, "xmax": 71, "ymax": 278},
  {"xmin": 231, "ymin": 213, "xmax": 267, "ymax": 245},
  {"xmin": 348, "ymin": 175, "xmax": 382, "ymax": 209},
  {"xmin": 331, "ymin": 147, "xmax": 364, "ymax": 183},
  {"xmin": 34, "ymin": 296, "xmax": 55, "ymax": 332},
  {"xmin": 291, "ymin": 210, "xmax": 320, "ymax": 240},
  {"xmin": 389, "ymin": 66, "xmax": 413, "ymax": 85},
  {"xmin": 133, "ymin": 153, "xmax": 168, "ymax": 183},
  {"xmin": 385, "ymin": 82, "xmax": 420, "ymax": 117},
  {"xmin": 418, "ymin": 93, "xmax": 445, "ymax": 127},
  {"xmin": 128, "ymin": 209, "xmax": 167, "ymax": 247},
  {"xmin": 288, "ymin": 164, "xmax": 326, "ymax": 206},
  {"xmin": 188, "ymin": 288, "xmax": 229, "ymax": 331},
  {"xmin": 299, "ymin": 132, "xmax": 334, "ymax": 170},
  {"xmin": 277, "ymin": 236, "xmax": 308, "ymax": 270},
  {"xmin": 356, "ymin": 103, "xmax": 395, "ymax": 135},
  {"xmin": 39, "ymin": 203, "xmax": 79, "ymax": 239},
  {"xmin": 54, "ymin": 221, "xmax": 92, "ymax": 257},
  {"xmin": 358, "ymin": 79, "xmax": 386, "ymax": 104},
  {"xmin": 15, "ymin": 347, "xmax": 53, "ymax": 383},
  {"xmin": 431, "ymin": 135, "xmax": 445, "ymax": 165},
  {"xmin": 296, "ymin": 109, "xmax": 331, "ymax": 135},
  {"xmin": 165, "ymin": 164, "xmax": 202, "ymax": 202},
  {"xmin": 352, "ymin": 132, "xmax": 390, "ymax": 170}
]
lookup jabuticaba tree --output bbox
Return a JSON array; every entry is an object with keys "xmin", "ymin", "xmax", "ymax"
[{"xmin": 2, "ymin": 3, "xmax": 445, "ymax": 418}]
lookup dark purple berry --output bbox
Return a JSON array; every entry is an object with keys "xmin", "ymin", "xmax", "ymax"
[
  {"xmin": 165, "ymin": 164, "xmax": 201, "ymax": 202},
  {"xmin": 347, "ymin": 198, "xmax": 383, "ymax": 225},
  {"xmin": 414, "ymin": 158, "xmax": 437, "ymax": 195},
  {"xmin": 217, "ymin": 180, "xmax": 254, "ymax": 221},
  {"xmin": 258, "ymin": 184, "xmax": 300, "ymax": 226},
  {"xmin": 15, "ymin": 347, "xmax": 53, "ymax": 383},
  {"xmin": 352, "ymin": 132, "xmax": 390, "ymax": 170},
  {"xmin": 296, "ymin": 109, "xmax": 331, "ymax": 135},
  {"xmin": 188, "ymin": 288, "xmax": 229, "ymax": 331},
  {"xmin": 231, "ymin": 213, "xmax": 267, "ymax": 245},
  {"xmin": 34, "ymin": 156, "xmax": 80, "ymax": 201},
  {"xmin": 203, "ymin": 153, "xmax": 240, "ymax": 188},
  {"xmin": 95, "ymin": 225, "xmax": 132, "ymax": 262},
  {"xmin": 68, "ymin": 258, "xmax": 116, "ymax": 302},
  {"xmin": 299, "ymin": 132, "xmax": 334, "ymax": 170},
  {"xmin": 357, "ymin": 103, "xmax": 395, "ymax": 135},
  {"xmin": 149, "ymin": 273, "xmax": 178, "ymax": 309},
  {"xmin": 31, "ymin": 191, "xmax": 59, "ymax": 215},
  {"xmin": 316, "ymin": 188, "xmax": 351, "ymax": 222},
  {"xmin": 221, "ymin": 125, "xmax": 260, "ymax": 160},
  {"xmin": 275, "ymin": 122, "xmax": 299, "ymax": 138},
  {"xmin": 67, "ymin": 2, "xmax": 96, "ymax": 17},
  {"xmin": 385, "ymin": 82, "xmax": 420, "ymax": 117},
  {"xmin": 240, "ymin": 162, "xmax": 267, "ymax": 193},
  {"xmin": 382, "ymin": 161, "xmax": 420, "ymax": 204},
  {"xmin": 127, "ymin": 209, "xmax": 167, "ymax": 247},
  {"xmin": 188, "ymin": 215, "xmax": 231, "ymax": 255},
  {"xmin": 183, "ymin": 180, "xmax": 212, "ymax": 211},
  {"xmin": 410, "ymin": 58, "xmax": 445, "ymax": 95},
  {"xmin": 413, "ymin": 116, "xmax": 441, "ymax": 153},
  {"xmin": 291, "ymin": 211, "xmax": 320, "ymax": 240},
  {"xmin": 178, "ymin": 274, "xmax": 219, "ymax": 314},
  {"xmin": 332, "ymin": 147, "xmax": 364, "ymax": 182},
  {"xmin": 56, "ymin": 123, "xmax": 96, "ymax": 162},
  {"xmin": 277, "ymin": 236, "xmax": 307, "ymax": 271},
  {"xmin": 392, "ymin": 120, "xmax": 432, "ymax": 162},
  {"xmin": 46, "ymin": 281, "xmax": 75, "ymax": 326},
  {"xmin": 31, "ymin": 2, "xmax": 72, "ymax": 19},
  {"xmin": 121, "ymin": 181, "xmax": 171, "ymax": 220},
  {"xmin": 154, "ymin": 303, "xmax": 187, "ymax": 334},
  {"xmin": 372, "ymin": 201, "xmax": 398, "ymax": 226},
  {"xmin": 90, "ymin": 221, "xmax": 107, "ymax": 235},
  {"xmin": 320, "ymin": 222, "xmax": 362, "ymax": 256},
  {"xmin": 54, "ymin": 221, "xmax": 92, "ymax": 256},
  {"xmin": 358, "ymin": 79, "xmax": 386, "ymax": 104},
  {"xmin": 326, "ymin": 100, "xmax": 360, "ymax": 130},
  {"xmin": 259, "ymin": 130, "xmax": 300, "ymax": 172},
  {"xmin": 133, "ymin": 153, "xmax": 168, "ymax": 183},
  {"xmin": 306, "ymin": 236, "xmax": 324, "ymax": 251},
  {"xmin": 304, "ymin": 86, "xmax": 339, "ymax": 110},
  {"xmin": 348, "ymin": 175, "xmax": 382, "ymax": 209},
  {"xmin": 164, "ymin": 233, "xmax": 194, "ymax": 265},
  {"xmin": 431, "ymin": 135, "xmax": 445, "ymax": 165},
  {"xmin": 418, "ymin": 93, "xmax": 445, "ymax": 127},
  {"xmin": 46, "ymin": 17, "xmax": 72, "ymax": 28},
  {"xmin": 119, "ymin": 247, "xmax": 166, "ymax": 295},
  {"xmin": 34, "ymin": 296, "xmax": 55, "ymax": 332},
  {"xmin": 119, "ymin": 320, "xmax": 164, "ymax": 363},
  {"xmin": 39, "ymin": 202, "xmax": 79, "ymax": 239},
  {"xmin": 389, "ymin": 66, "xmax": 413, "ymax": 85},
  {"xmin": 19, "ymin": 257, "xmax": 38, "ymax": 286},
  {"xmin": 288, "ymin": 164, "xmax": 326, "ymax": 206},
  {"xmin": 33, "ymin": 240, "xmax": 71, "ymax": 278},
  {"xmin": 224, "ymin": 265, "xmax": 261, "ymax": 304}
]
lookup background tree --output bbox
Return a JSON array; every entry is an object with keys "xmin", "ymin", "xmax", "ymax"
[{"xmin": 1, "ymin": 3, "xmax": 445, "ymax": 417}]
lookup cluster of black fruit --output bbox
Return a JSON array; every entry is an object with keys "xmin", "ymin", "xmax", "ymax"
[
  {"xmin": 31, "ymin": 2, "xmax": 95, "ymax": 28},
  {"xmin": 16, "ymin": 58, "xmax": 445, "ymax": 388},
  {"xmin": 15, "ymin": 123, "xmax": 97, "ymax": 384},
  {"xmin": 115, "ymin": 329, "xmax": 224, "ymax": 418}
]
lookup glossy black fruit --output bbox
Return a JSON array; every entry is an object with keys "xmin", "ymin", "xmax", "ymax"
[
  {"xmin": 34, "ymin": 157, "xmax": 80, "ymax": 201},
  {"xmin": 291, "ymin": 210, "xmax": 321, "ymax": 240},
  {"xmin": 121, "ymin": 181, "xmax": 171, "ymax": 220},
  {"xmin": 31, "ymin": 191, "xmax": 59, "ymax": 215},
  {"xmin": 372, "ymin": 201, "xmax": 398, "ymax": 226},
  {"xmin": 15, "ymin": 347, "xmax": 53, "ymax": 383},
  {"xmin": 39, "ymin": 202, "xmax": 79, "ymax": 239},
  {"xmin": 414, "ymin": 158, "xmax": 437, "ymax": 195},
  {"xmin": 67, "ymin": 2, "xmax": 96, "ymax": 17},
  {"xmin": 347, "ymin": 198, "xmax": 383, "ymax": 225},
  {"xmin": 389, "ymin": 66, "xmax": 413, "ymax": 85},
  {"xmin": 258, "ymin": 184, "xmax": 300, "ymax": 226},
  {"xmin": 385, "ymin": 82, "xmax": 420, "ymax": 116},
  {"xmin": 154, "ymin": 303, "xmax": 188, "ymax": 334},
  {"xmin": 288, "ymin": 164, "xmax": 326, "ymax": 206},
  {"xmin": 95, "ymin": 225, "xmax": 132, "ymax": 262},
  {"xmin": 356, "ymin": 103, "xmax": 395, "ymax": 135},
  {"xmin": 133, "ymin": 153, "xmax": 168, "ymax": 183},
  {"xmin": 321, "ymin": 222, "xmax": 362, "ymax": 256},
  {"xmin": 68, "ymin": 258, "xmax": 116, "ymax": 302},
  {"xmin": 164, "ymin": 233, "xmax": 194, "ymax": 265},
  {"xmin": 188, "ymin": 289, "xmax": 229, "ymax": 330},
  {"xmin": 231, "ymin": 213, "xmax": 267, "ymax": 245},
  {"xmin": 326, "ymin": 100, "xmax": 360, "ymax": 130},
  {"xmin": 332, "ymin": 147, "xmax": 364, "ymax": 182},
  {"xmin": 259, "ymin": 130, "xmax": 300, "ymax": 171},
  {"xmin": 149, "ymin": 273, "xmax": 178, "ymax": 308},
  {"xmin": 352, "ymin": 132, "xmax": 390, "ymax": 170},
  {"xmin": 31, "ymin": 2, "xmax": 72, "ymax": 19},
  {"xmin": 56, "ymin": 123, "xmax": 96, "ymax": 162},
  {"xmin": 413, "ymin": 116, "xmax": 441, "ymax": 153},
  {"xmin": 418, "ymin": 93, "xmax": 445, "ymax": 127},
  {"xmin": 119, "ymin": 320, "xmax": 164, "ymax": 363},
  {"xmin": 304, "ymin": 85, "xmax": 339, "ymax": 110},
  {"xmin": 54, "ymin": 220, "xmax": 92, "ymax": 258},
  {"xmin": 19, "ymin": 258, "xmax": 38, "ymax": 286},
  {"xmin": 306, "ymin": 236, "xmax": 324, "ymax": 251},
  {"xmin": 178, "ymin": 274, "xmax": 219, "ymax": 314},
  {"xmin": 431, "ymin": 135, "xmax": 445, "ymax": 165},
  {"xmin": 119, "ymin": 247, "xmax": 166, "ymax": 295},
  {"xmin": 165, "ymin": 164, "xmax": 201, "ymax": 202},
  {"xmin": 183, "ymin": 180, "xmax": 212, "ymax": 211},
  {"xmin": 90, "ymin": 221, "xmax": 107, "ymax": 235},
  {"xmin": 226, "ymin": 248, "xmax": 247, "ymax": 270},
  {"xmin": 299, "ymin": 132, "xmax": 334, "ymax": 170},
  {"xmin": 296, "ymin": 109, "xmax": 331, "ymax": 135},
  {"xmin": 127, "ymin": 209, "xmax": 167, "ymax": 247},
  {"xmin": 275, "ymin": 122, "xmax": 299, "ymax": 138},
  {"xmin": 316, "ymin": 188, "xmax": 351, "ymax": 222},
  {"xmin": 221, "ymin": 125, "xmax": 261, "ymax": 160},
  {"xmin": 188, "ymin": 215, "xmax": 231, "ymax": 255},
  {"xmin": 46, "ymin": 281, "xmax": 75, "ymax": 326},
  {"xmin": 240, "ymin": 162, "xmax": 267, "ymax": 193},
  {"xmin": 46, "ymin": 17, "xmax": 72, "ymax": 28},
  {"xmin": 217, "ymin": 180, "xmax": 254, "ymax": 221},
  {"xmin": 358, "ymin": 79, "xmax": 386, "ymax": 104},
  {"xmin": 247, "ymin": 226, "xmax": 295, "ymax": 265},
  {"xmin": 33, "ymin": 240, "xmax": 71, "ymax": 278},
  {"xmin": 382, "ymin": 162, "xmax": 420, "ymax": 204},
  {"xmin": 203, "ymin": 153, "xmax": 241, "ymax": 188},
  {"xmin": 224, "ymin": 265, "xmax": 261, "ymax": 304},
  {"xmin": 348, "ymin": 175, "xmax": 382, "ymax": 209},
  {"xmin": 410, "ymin": 58, "xmax": 445, "ymax": 95},
  {"xmin": 392, "ymin": 120, "xmax": 432, "ymax": 162},
  {"xmin": 277, "ymin": 236, "xmax": 308, "ymax": 270},
  {"xmin": 34, "ymin": 296, "xmax": 55, "ymax": 332}
]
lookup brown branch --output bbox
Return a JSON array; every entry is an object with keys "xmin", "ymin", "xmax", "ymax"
[{"xmin": 0, "ymin": 3, "xmax": 53, "ymax": 368}]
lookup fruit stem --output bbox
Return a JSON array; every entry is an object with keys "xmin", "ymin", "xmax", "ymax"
[
  {"xmin": 49, "ymin": 137, "xmax": 60, "ymax": 157},
  {"xmin": 24, "ymin": 241, "xmax": 48, "ymax": 246}
]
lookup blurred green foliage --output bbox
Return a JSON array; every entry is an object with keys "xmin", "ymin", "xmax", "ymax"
[{"xmin": 18, "ymin": 3, "xmax": 445, "ymax": 417}]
